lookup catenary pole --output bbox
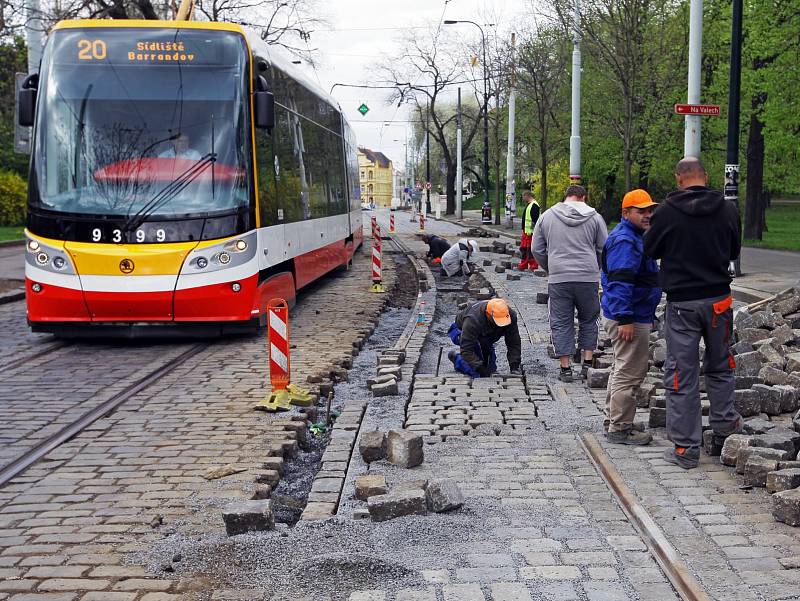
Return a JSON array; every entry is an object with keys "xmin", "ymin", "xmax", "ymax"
[
  {"xmin": 685, "ymin": 0, "xmax": 703, "ymax": 157},
  {"xmin": 426, "ymin": 99, "xmax": 431, "ymax": 215},
  {"xmin": 569, "ymin": 0, "xmax": 582, "ymax": 182},
  {"xmin": 505, "ymin": 32, "xmax": 517, "ymax": 229},
  {"xmin": 726, "ymin": 0, "xmax": 743, "ymax": 276},
  {"xmin": 26, "ymin": 0, "xmax": 43, "ymax": 74},
  {"xmin": 457, "ymin": 87, "xmax": 463, "ymax": 220}
]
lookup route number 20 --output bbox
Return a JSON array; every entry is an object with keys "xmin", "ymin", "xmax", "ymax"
[{"xmin": 77, "ymin": 39, "xmax": 107, "ymax": 61}]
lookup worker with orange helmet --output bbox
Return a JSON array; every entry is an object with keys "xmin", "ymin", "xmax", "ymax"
[{"xmin": 447, "ymin": 298, "xmax": 522, "ymax": 377}]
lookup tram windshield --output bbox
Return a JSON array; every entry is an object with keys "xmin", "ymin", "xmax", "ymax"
[{"xmin": 31, "ymin": 28, "xmax": 251, "ymax": 220}]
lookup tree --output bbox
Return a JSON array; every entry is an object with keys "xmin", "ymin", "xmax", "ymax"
[
  {"xmin": 380, "ymin": 29, "xmax": 484, "ymax": 215},
  {"xmin": 516, "ymin": 24, "xmax": 571, "ymax": 207}
]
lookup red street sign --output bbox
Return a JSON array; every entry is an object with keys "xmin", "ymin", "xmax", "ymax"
[
  {"xmin": 425, "ymin": 182, "xmax": 432, "ymax": 190},
  {"xmin": 674, "ymin": 103, "xmax": 721, "ymax": 116}
]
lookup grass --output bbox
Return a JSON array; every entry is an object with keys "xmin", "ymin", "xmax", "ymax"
[
  {"xmin": 744, "ymin": 203, "xmax": 800, "ymax": 252},
  {"xmin": 0, "ymin": 226, "xmax": 24, "ymax": 242}
]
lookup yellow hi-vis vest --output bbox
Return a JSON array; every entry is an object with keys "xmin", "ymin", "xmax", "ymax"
[{"xmin": 523, "ymin": 200, "xmax": 540, "ymax": 235}]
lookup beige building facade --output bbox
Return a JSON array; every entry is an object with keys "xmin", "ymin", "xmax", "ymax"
[{"xmin": 358, "ymin": 147, "xmax": 393, "ymax": 208}]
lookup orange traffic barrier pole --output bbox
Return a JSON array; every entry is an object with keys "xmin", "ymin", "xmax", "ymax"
[
  {"xmin": 254, "ymin": 299, "xmax": 314, "ymax": 411},
  {"xmin": 419, "ymin": 212, "xmax": 425, "ymax": 232},
  {"xmin": 371, "ymin": 215, "xmax": 377, "ymax": 239},
  {"xmin": 389, "ymin": 213, "xmax": 395, "ymax": 235},
  {"xmin": 369, "ymin": 225, "xmax": 386, "ymax": 293}
]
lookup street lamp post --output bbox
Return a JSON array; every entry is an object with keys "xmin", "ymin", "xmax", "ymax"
[{"xmin": 445, "ymin": 19, "xmax": 492, "ymax": 223}]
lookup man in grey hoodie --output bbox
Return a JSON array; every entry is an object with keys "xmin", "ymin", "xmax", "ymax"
[{"xmin": 532, "ymin": 185, "xmax": 608, "ymax": 382}]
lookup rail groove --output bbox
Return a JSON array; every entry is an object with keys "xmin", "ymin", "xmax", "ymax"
[
  {"xmin": 0, "ymin": 343, "xmax": 207, "ymax": 487},
  {"xmin": 0, "ymin": 341, "xmax": 72, "ymax": 373},
  {"xmin": 580, "ymin": 433, "xmax": 713, "ymax": 601}
]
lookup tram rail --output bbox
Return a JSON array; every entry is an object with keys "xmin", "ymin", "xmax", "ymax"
[{"xmin": 0, "ymin": 342, "xmax": 207, "ymax": 487}]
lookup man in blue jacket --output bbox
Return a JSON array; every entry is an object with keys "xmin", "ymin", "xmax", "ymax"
[{"xmin": 601, "ymin": 189, "xmax": 661, "ymax": 445}]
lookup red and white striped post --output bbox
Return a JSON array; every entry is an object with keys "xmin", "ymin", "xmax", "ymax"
[
  {"xmin": 370, "ymin": 225, "xmax": 386, "ymax": 293},
  {"xmin": 267, "ymin": 298, "xmax": 291, "ymax": 391},
  {"xmin": 389, "ymin": 213, "xmax": 395, "ymax": 235},
  {"xmin": 419, "ymin": 212, "xmax": 425, "ymax": 232},
  {"xmin": 371, "ymin": 215, "xmax": 377, "ymax": 239}
]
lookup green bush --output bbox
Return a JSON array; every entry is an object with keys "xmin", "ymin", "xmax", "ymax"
[{"xmin": 0, "ymin": 170, "xmax": 27, "ymax": 226}]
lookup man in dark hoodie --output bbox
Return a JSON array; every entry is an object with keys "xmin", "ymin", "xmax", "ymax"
[
  {"xmin": 420, "ymin": 234, "xmax": 450, "ymax": 264},
  {"xmin": 644, "ymin": 157, "xmax": 742, "ymax": 469}
]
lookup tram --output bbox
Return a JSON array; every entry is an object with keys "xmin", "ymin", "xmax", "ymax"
[{"xmin": 18, "ymin": 19, "xmax": 363, "ymax": 336}]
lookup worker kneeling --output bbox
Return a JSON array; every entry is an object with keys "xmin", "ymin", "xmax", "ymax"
[{"xmin": 447, "ymin": 298, "xmax": 522, "ymax": 377}]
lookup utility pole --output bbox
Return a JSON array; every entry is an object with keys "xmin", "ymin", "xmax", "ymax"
[
  {"xmin": 25, "ymin": 0, "xmax": 43, "ymax": 74},
  {"xmin": 505, "ymin": 32, "xmax": 517, "ymax": 229},
  {"xmin": 425, "ymin": 99, "xmax": 431, "ymax": 215},
  {"xmin": 456, "ymin": 87, "xmax": 463, "ymax": 220},
  {"xmin": 726, "ymin": 0, "xmax": 743, "ymax": 276},
  {"xmin": 685, "ymin": 0, "xmax": 703, "ymax": 157},
  {"xmin": 569, "ymin": 0, "xmax": 582, "ymax": 183}
]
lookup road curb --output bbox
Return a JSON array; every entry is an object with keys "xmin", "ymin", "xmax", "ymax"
[{"xmin": 0, "ymin": 239, "xmax": 24, "ymax": 249}]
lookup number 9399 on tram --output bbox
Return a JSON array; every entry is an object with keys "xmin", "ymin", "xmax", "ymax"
[{"xmin": 18, "ymin": 19, "xmax": 363, "ymax": 337}]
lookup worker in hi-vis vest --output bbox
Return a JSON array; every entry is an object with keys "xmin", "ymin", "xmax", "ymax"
[{"xmin": 518, "ymin": 191, "xmax": 541, "ymax": 270}]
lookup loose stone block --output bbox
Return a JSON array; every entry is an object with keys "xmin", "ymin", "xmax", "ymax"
[
  {"xmin": 786, "ymin": 352, "xmax": 800, "ymax": 373},
  {"xmin": 759, "ymin": 366, "xmax": 789, "ymax": 386},
  {"xmin": 377, "ymin": 366, "xmax": 403, "ymax": 381},
  {"xmin": 355, "ymin": 475, "xmax": 388, "ymax": 501},
  {"xmin": 751, "ymin": 431, "xmax": 799, "ymax": 455},
  {"xmin": 735, "ymin": 351, "xmax": 764, "ymax": 377},
  {"xmin": 648, "ymin": 407, "xmax": 666, "ymax": 428},
  {"xmin": 426, "ymin": 479, "xmax": 465, "ymax": 512},
  {"xmin": 222, "ymin": 500, "xmax": 274, "ymax": 536},
  {"xmin": 367, "ymin": 489, "xmax": 428, "ymax": 522},
  {"xmin": 372, "ymin": 378, "xmax": 399, "ymax": 397},
  {"xmin": 742, "ymin": 456, "xmax": 780, "ymax": 487},
  {"xmin": 359, "ymin": 431, "xmax": 387, "ymax": 463},
  {"xmin": 772, "ymin": 488, "xmax": 800, "ymax": 527},
  {"xmin": 586, "ymin": 368, "xmax": 611, "ymax": 389},
  {"xmin": 736, "ymin": 446, "xmax": 790, "ymax": 474},
  {"xmin": 743, "ymin": 418, "xmax": 779, "ymax": 435},
  {"xmin": 720, "ymin": 434, "xmax": 754, "ymax": 466},
  {"xmin": 387, "ymin": 429, "xmax": 424, "ymax": 468},
  {"xmin": 734, "ymin": 389, "xmax": 761, "ymax": 417},
  {"xmin": 766, "ymin": 469, "xmax": 800, "ymax": 493},
  {"xmin": 536, "ymin": 293, "xmax": 549, "ymax": 304}
]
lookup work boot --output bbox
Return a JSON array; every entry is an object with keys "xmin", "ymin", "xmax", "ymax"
[
  {"xmin": 707, "ymin": 417, "xmax": 744, "ymax": 456},
  {"xmin": 607, "ymin": 429, "xmax": 652, "ymax": 446},
  {"xmin": 580, "ymin": 361, "xmax": 592, "ymax": 380},
  {"xmin": 559, "ymin": 367, "xmax": 574, "ymax": 383},
  {"xmin": 663, "ymin": 446, "xmax": 700, "ymax": 470},
  {"xmin": 604, "ymin": 421, "xmax": 646, "ymax": 434}
]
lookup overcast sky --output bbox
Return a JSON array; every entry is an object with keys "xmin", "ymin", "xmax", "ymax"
[{"xmin": 294, "ymin": 0, "xmax": 523, "ymax": 171}]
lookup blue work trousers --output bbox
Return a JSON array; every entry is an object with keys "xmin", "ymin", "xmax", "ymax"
[{"xmin": 448, "ymin": 323, "xmax": 497, "ymax": 377}]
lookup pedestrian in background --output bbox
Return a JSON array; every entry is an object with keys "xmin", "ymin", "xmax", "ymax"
[
  {"xmin": 601, "ymin": 189, "xmax": 661, "ymax": 446},
  {"xmin": 644, "ymin": 157, "xmax": 742, "ymax": 469},
  {"xmin": 532, "ymin": 185, "xmax": 608, "ymax": 382},
  {"xmin": 420, "ymin": 234, "xmax": 449, "ymax": 264},
  {"xmin": 447, "ymin": 298, "xmax": 522, "ymax": 377},
  {"xmin": 518, "ymin": 191, "xmax": 540, "ymax": 271},
  {"xmin": 441, "ymin": 238, "xmax": 480, "ymax": 277}
]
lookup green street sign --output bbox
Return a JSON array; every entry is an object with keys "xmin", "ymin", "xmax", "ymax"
[{"xmin": 358, "ymin": 103, "xmax": 369, "ymax": 116}]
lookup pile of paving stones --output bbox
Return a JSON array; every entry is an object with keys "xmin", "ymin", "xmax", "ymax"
[
  {"xmin": 369, "ymin": 348, "xmax": 406, "ymax": 397},
  {"xmin": 351, "ymin": 428, "xmax": 463, "ymax": 521},
  {"xmin": 587, "ymin": 284, "xmax": 800, "ymax": 526},
  {"xmin": 463, "ymin": 226, "xmax": 498, "ymax": 238}
]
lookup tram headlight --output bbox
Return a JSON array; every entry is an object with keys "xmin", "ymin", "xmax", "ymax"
[
  {"xmin": 35, "ymin": 252, "xmax": 49, "ymax": 265},
  {"xmin": 28, "ymin": 240, "xmax": 40, "ymax": 252},
  {"xmin": 52, "ymin": 256, "xmax": 66, "ymax": 270},
  {"xmin": 217, "ymin": 252, "xmax": 231, "ymax": 265},
  {"xmin": 224, "ymin": 238, "xmax": 249, "ymax": 253},
  {"xmin": 194, "ymin": 256, "xmax": 208, "ymax": 269}
]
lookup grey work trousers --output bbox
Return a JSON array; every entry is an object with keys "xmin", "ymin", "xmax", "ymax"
[
  {"xmin": 548, "ymin": 281, "xmax": 600, "ymax": 358},
  {"xmin": 663, "ymin": 295, "xmax": 741, "ymax": 448},
  {"xmin": 604, "ymin": 320, "xmax": 652, "ymax": 433}
]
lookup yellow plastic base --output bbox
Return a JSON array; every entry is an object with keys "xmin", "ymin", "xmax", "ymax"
[
  {"xmin": 254, "ymin": 383, "xmax": 316, "ymax": 411},
  {"xmin": 369, "ymin": 282, "xmax": 387, "ymax": 293}
]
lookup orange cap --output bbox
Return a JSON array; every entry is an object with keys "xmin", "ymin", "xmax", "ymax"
[
  {"xmin": 622, "ymin": 189, "xmax": 658, "ymax": 209},
  {"xmin": 486, "ymin": 298, "xmax": 512, "ymax": 327}
]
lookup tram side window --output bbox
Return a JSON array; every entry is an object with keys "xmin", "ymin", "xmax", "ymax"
[
  {"xmin": 255, "ymin": 105, "xmax": 306, "ymax": 226},
  {"xmin": 326, "ymin": 130, "xmax": 347, "ymax": 216},
  {"xmin": 302, "ymin": 121, "xmax": 328, "ymax": 219}
]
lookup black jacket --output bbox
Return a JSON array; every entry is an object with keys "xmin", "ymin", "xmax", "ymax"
[
  {"xmin": 425, "ymin": 235, "xmax": 450, "ymax": 259},
  {"xmin": 456, "ymin": 300, "xmax": 522, "ymax": 374},
  {"xmin": 643, "ymin": 186, "xmax": 741, "ymax": 302}
]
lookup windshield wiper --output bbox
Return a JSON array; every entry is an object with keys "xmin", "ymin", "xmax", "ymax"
[{"xmin": 122, "ymin": 153, "xmax": 216, "ymax": 233}]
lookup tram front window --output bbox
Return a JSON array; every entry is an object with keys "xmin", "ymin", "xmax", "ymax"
[{"xmin": 31, "ymin": 28, "xmax": 251, "ymax": 220}]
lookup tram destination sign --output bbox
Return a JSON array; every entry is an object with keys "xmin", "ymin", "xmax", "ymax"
[{"xmin": 674, "ymin": 103, "xmax": 721, "ymax": 116}]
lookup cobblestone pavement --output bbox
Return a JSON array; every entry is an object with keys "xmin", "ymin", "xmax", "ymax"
[
  {"xmin": 3, "ymin": 211, "xmax": 800, "ymax": 601},
  {"xmin": 0, "ymin": 243, "xmax": 396, "ymax": 600}
]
